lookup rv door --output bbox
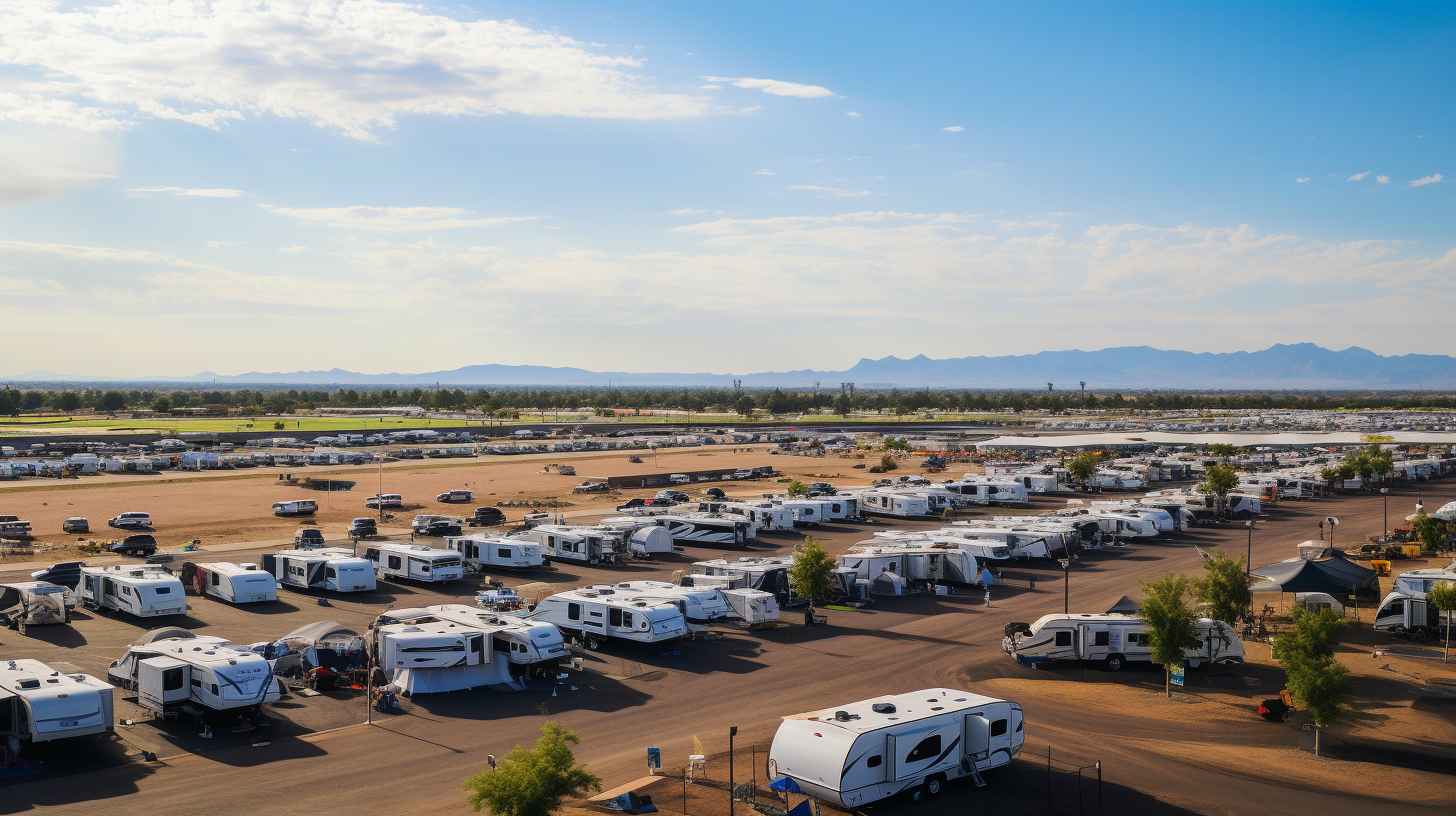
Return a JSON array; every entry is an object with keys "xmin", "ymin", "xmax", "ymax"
[
  {"xmin": 138, "ymin": 656, "xmax": 190, "ymax": 713},
  {"xmin": 963, "ymin": 713, "xmax": 991, "ymax": 764}
]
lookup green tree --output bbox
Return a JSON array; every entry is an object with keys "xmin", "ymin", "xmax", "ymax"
[
  {"xmin": 1273, "ymin": 609, "xmax": 1349, "ymax": 757},
  {"xmin": 1139, "ymin": 574, "xmax": 1200, "ymax": 697},
  {"xmin": 97, "ymin": 390, "xmax": 127, "ymax": 413},
  {"xmin": 883, "ymin": 436, "xmax": 910, "ymax": 452},
  {"xmin": 1429, "ymin": 582, "xmax": 1456, "ymax": 663},
  {"xmin": 1411, "ymin": 511, "xmax": 1447, "ymax": 555},
  {"xmin": 789, "ymin": 537, "xmax": 836, "ymax": 607},
  {"xmin": 464, "ymin": 723, "xmax": 600, "ymax": 816},
  {"xmin": 734, "ymin": 395, "xmax": 755, "ymax": 417},
  {"xmin": 785, "ymin": 480, "xmax": 809, "ymax": 497},
  {"xmin": 833, "ymin": 392, "xmax": 852, "ymax": 416},
  {"xmin": 1206, "ymin": 443, "xmax": 1238, "ymax": 462},
  {"xmin": 1197, "ymin": 464, "xmax": 1240, "ymax": 516},
  {"xmin": 1064, "ymin": 451, "xmax": 1101, "ymax": 488},
  {"xmin": 1194, "ymin": 552, "xmax": 1251, "ymax": 625},
  {"xmin": 878, "ymin": 454, "xmax": 898, "ymax": 472}
]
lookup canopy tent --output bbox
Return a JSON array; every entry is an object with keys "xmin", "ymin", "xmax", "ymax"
[
  {"xmin": 1106, "ymin": 595, "xmax": 1140, "ymax": 614},
  {"xmin": 1431, "ymin": 501, "xmax": 1456, "ymax": 522},
  {"xmin": 1251, "ymin": 554, "xmax": 1379, "ymax": 598}
]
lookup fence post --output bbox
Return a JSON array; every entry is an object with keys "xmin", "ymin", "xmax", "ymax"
[
  {"xmin": 1047, "ymin": 745, "xmax": 1053, "ymax": 812},
  {"xmin": 1097, "ymin": 760, "xmax": 1103, "ymax": 814}
]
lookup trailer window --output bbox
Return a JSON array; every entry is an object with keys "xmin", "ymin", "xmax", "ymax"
[
  {"xmin": 1093, "ymin": 631, "xmax": 1109, "ymax": 646},
  {"xmin": 498, "ymin": 548, "xmax": 512, "ymax": 559},
  {"xmin": 905, "ymin": 735, "xmax": 941, "ymax": 763},
  {"xmin": 326, "ymin": 567, "xmax": 337, "ymax": 579},
  {"xmin": 567, "ymin": 603, "xmax": 581, "ymax": 621},
  {"xmin": 210, "ymin": 572, "xmax": 219, "ymax": 586},
  {"xmin": 866, "ymin": 755, "xmax": 882, "ymax": 768},
  {"xmin": 1384, "ymin": 599, "xmax": 1404, "ymax": 616},
  {"xmin": 1054, "ymin": 631, "xmax": 1071, "ymax": 647},
  {"xmin": 609, "ymin": 608, "xmax": 622, "ymax": 627},
  {"xmin": 990, "ymin": 719, "xmax": 1007, "ymax": 737},
  {"xmin": 163, "ymin": 668, "xmax": 185, "ymax": 691}
]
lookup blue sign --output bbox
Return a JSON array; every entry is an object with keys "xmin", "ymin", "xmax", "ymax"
[
  {"xmin": 646, "ymin": 747, "xmax": 661, "ymax": 770},
  {"xmin": 1170, "ymin": 663, "xmax": 1186, "ymax": 687}
]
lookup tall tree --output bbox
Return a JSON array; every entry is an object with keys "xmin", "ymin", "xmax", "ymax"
[
  {"xmin": 1140, "ymin": 575, "xmax": 1200, "ymax": 697},
  {"xmin": 789, "ymin": 537, "xmax": 836, "ymax": 607},
  {"xmin": 1198, "ymin": 464, "xmax": 1241, "ymax": 517},
  {"xmin": 1195, "ymin": 553, "xmax": 1251, "ymax": 625},
  {"xmin": 1273, "ymin": 609, "xmax": 1349, "ymax": 758},
  {"xmin": 1429, "ymin": 582, "xmax": 1456, "ymax": 663},
  {"xmin": 1065, "ymin": 451, "xmax": 1101, "ymax": 488},
  {"xmin": 464, "ymin": 723, "xmax": 600, "ymax": 816}
]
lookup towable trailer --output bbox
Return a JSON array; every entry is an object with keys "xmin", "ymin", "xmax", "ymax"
[
  {"xmin": 361, "ymin": 542, "xmax": 465, "ymax": 584},
  {"xmin": 1002, "ymin": 613, "xmax": 1244, "ymax": 670},
  {"xmin": 530, "ymin": 585, "xmax": 688, "ymax": 646},
  {"xmin": 263, "ymin": 549, "xmax": 377, "ymax": 593},
  {"xmin": 181, "ymin": 562, "xmax": 279, "ymax": 604},
  {"xmin": 447, "ymin": 534, "xmax": 547, "ymax": 571},
  {"xmin": 78, "ymin": 565, "xmax": 187, "ymax": 618},
  {"xmin": 109, "ymin": 629, "xmax": 282, "ymax": 716},
  {"xmin": 0, "ymin": 659, "xmax": 114, "ymax": 745},
  {"xmin": 0, "ymin": 582, "xmax": 71, "ymax": 631}
]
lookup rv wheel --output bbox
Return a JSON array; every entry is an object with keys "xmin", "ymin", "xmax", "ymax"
[
  {"xmin": 1104, "ymin": 654, "xmax": 1125, "ymax": 672},
  {"xmin": 924, "ymin": 774, "xmax": 945, "ymax": 797}
]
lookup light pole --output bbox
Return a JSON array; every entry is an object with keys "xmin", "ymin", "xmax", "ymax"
[
  {"xmin": 1245, "ymin": 520, "xmax": 1254, "ymax": 577},
  {"xmin": 1380, "ymin": 487, "xmax": 1389, "ymax": 541},
  {"xmin": 728, "ymin": 725, "xmax": 738, "ymax": 816},
  {"xmin": 1057, "ymin": 557, "xmax": 1074, "ymax": 614}
]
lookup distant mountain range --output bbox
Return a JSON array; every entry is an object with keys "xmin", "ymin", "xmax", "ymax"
[{"xmin": 156, "ymin": 344, "xmax": 1456, "ymax": 389}]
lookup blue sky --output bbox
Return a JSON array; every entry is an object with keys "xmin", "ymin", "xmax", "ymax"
[{"xmin": 1, "ymin": 0, "xmax": 1452, "ymax": 377}]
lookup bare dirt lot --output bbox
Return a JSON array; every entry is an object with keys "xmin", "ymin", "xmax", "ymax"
[{"xmin": 1, "ymin": 467, "xmax": 1454, "ymax": 816}]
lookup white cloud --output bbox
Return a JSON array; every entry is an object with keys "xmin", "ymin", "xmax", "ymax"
[
  {"xmin": 667, "ymin": 208, "xmax": 722, "ymax": 217},
  {"xmin": 942, "ymin": 125, "xmax": 965, "ymax": 133},
  {"xmin": 787, "ymin": 184, "xmax": 871, "ymax": 199},
  {"xmin": 2, "ymin": 0, "xmax": 710, "ymax": 141},
  {"xmin": 260, "ymin": 204, "xmax": 537, "ymax": 232},
  {"xmin": 1377, "ymin": 175, "xmax": 1390, "ymax": 185},
  {"xmin": 1410, "ymin": 173, "xmax": 1443, "ymax": 188},
  {"xmin": 0, "ymin": 126, "xmax": 118, "ymax": 204},
  {"xmin": 1295, "ymin": 177, "xmax": 1311, "ymax": 184},
  {"xmin": 702, "ymin": 76, "xmax": 834, "ymax": 98},
  {"xmin": 128, "ymin": 186, "xmax": 245, "ymax": 199},
  {"xmin": 753, "ymin": 168, "xmax": 777, "ymax": 177},
  {"xmin": 1347, "ymin": 171, "xmax": 1371, "ymax": 182},
  {"xmin": 846, "ymin": 111, "xmax": 862, "ymax": 118}
]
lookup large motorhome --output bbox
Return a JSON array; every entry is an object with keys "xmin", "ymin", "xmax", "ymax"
[
  {"xmin": 262, "ymin": 549, "xmax": 377, "ymax": 593},
  {"xmin": 109, "ymin": 630, "xmax": 282, "ymax": 716},
  {"xmin": 530, "ymin": 586, "xmax": 688, "ymax": 646},
  {"xmin": 606, "ymin": 580, "xmax": 731, "ymax": 631},
  {"xmin": 685, "ymin": 556, "xmax": 799, "ymax": 606},
  {"xmin": 857, "ymin": 490, "xmax": 932, "ymax": 519},
  {"xmin": 1374, "ymin": 566, "xmax": 1456, "ymax": 637},
  {"xmin": 836, "ymin": 544, "xmax": 979, "ymax": 596},
  {"xmin": 78, "ymin": 565, "xmax": 187, "ymax": 618},
  {"xmin": 362, "ymin": 542, "xmax": 465, "ymax": 583},
  {"xmin": 446, "ymin": 534, "xmax": 547, "ymax": 571},
  {"xmin": 1002, "ymin": 613, "xmax": 1244, "ymax": 670},
  {"xmin": 376, "ymin": 604, "xmax": 567, "ymax": 681},
  {"xmin": 181, "ymin": 562, "xmax": 279, "ymax": 604},
  {"xmin": 768, "ymin": 688, "xmax": 1024, "ymax": 809},
  {"xmin": 513, "ymin": 525, "xmax": 622, "ymax": 566},
  {"xmin": 0, "ymin": 659, "xmax": 114, "ymax": 746},
  {"xmin": 644, "ymin": 514, "xmax": 756, "ymax": 547}
]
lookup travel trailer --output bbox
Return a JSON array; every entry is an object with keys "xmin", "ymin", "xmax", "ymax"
[
  {"xmin": 644, "ymin": 514, "xmax": 756, "ymax": 547},
  {"xmin": 940, "ymin": 477, "xmax": 1030, "ymax": 506},
  {"xmin": 944, "ymin": 524, "xmax": 1075, "ymax": 560},
  {"xmin": 262, "ymin": 549, "xmax": 377, "ymax": 592},
  {"xmin": 857, "ymin": 490, "xmax": 932, "ymax": 519},
  {"xmin": 180, "ymin": 562, "xmax": 279, "ymax": 604},
  {"xmin": 720, "ymin": 588, "xmax": 780, "ymax": 627},
  {"xmin": 774, "ymin": 499, "xmax": 831, "ymax": 525},
  {"xmin": 78, "ymin": 565, "xmax": 187, "ymax": 618},
  {"xmin": 376, "ymin": 604, "xmax": 567, "ymax": 682},
  {"xmin": 530, "ymin": 586, "xmax": 689, "ymax": 646},
  {"xmin": 593, "ymin": 517, "xmax": 676, "ymax": 557},
  {"xmin": 446, "ymin": 534, "xmax": 547, "ymax": 571},
  {"xmin": 768, "ymin": 688, "xmax": 1024, "ymax": 808},
  {"xmin": 705, "ymin": 502, "xmax": 797, "ymax": 533},
  {"xmin": 0, "ymin": 659, "xmax": 114, "ymax": 745},
  {"xmin": 685, "ymin": 555, "xmax": 799, "ymax": 606},
  {"xmin": 1002, "ymin": 613, "xmax": 1244, "ymax": 670},
  {"xmin": 818, "ymin": 495, "xmax": 862, "ymax": 521},
  {"xmin": 1374, "ymin": 565, "xmax": 1456, "ymax": 637},
  {"xmin": 0, "ymin": 582, "xmax": 71, "ymax": 630},
  {"xmin": 108, "ymin": 629, "xmax": 282, "ymax": 716},
  {"xmin": 271, "ymin": 499, "xmax": 318, "ymax": 517},
  {"xmin": 606, "ymin": 580, "xmax": 731, "ymax": 631},
  {"xmin": 362, "ymin": 542, "xmax": 465, "ymax": 583},
  {"xmin": 872, "ymin": 531, "xmax": 1014, "ymax": 562},
  {"xmin": 513, "ymin": 525, "xmax": 622, "ymax": 566},
  {"xmin": 838, "ymin": 544, "xmax": 980, "ymax": 595}
]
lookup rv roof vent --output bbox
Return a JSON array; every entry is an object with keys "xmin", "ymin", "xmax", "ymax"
[
  {"xmin": 18, "ymin": 679, "xmax": 40, "ymax": 689},
  {"xmin": 871, "ymin": 702, "xmax": 896, "ymax": 714},
  {"xmin": 832, "ymin": 710, "xmax": 858, "ymax": 722}
]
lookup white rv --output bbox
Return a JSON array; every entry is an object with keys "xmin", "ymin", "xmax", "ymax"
[
  {"xmin": 645, "ymin": 514, "xmax": 756, "ymax": 547},
  {"xmin": 0, "ymin": 659, "xmax": 114, "ymax": 745},
  {"xmin": 78, "ymin": 565, "xmax": 187, "ymax": 618},
  {"xmin": 857, "ymin": 490, "xmax": 932, "ymax": 519},
  {"xmin": 768, "ymin": 688, "xmax": 1024, "ymax": 808},
  {"xmin": 181, "ymin": 562, "xmax": 279, "ymax": 604},
  {"xmin": 377, "ymin": 604, "xmax": 567, "ymax": 680},
  {"xmin": 446, "ymin": 534, "xmax": 547, "ymax": 571},
  {"xmin": 685, "ymin": 555, "xmax": 799, "ymax": 605},
  {"xmin": 607, "ymin": 580, "xmax": 731, "ymax": 631},
  {"xmin": 774, "ymin": 499, "xmax": 830, "ymax": 526},
  {"xmin": 721, "ymin": 588, "xmax": 780, "ymax": 627},
  {"xmin": 710, "ymin": 502, "xmax": 797, "ymax": 532},
  {"xmin": 1374, "ymin": 566, "xmax": 1456, "ymax": 637},
  {"xmin": 0, "ymin": 582, "xmax": 71, "ymax": 630},
  {"xmin": 940, "ymin": 477, "xmax": 1030, "ymax": 506},
  {"xmin": 108, "ymin": 630, "xmax": 282, "ymax": 716},
  {"xmin": 593, "ymin": 517, "xmax": 676, "ymax": 557},
  {"xmin": 263, "ymin": 549, "xmax": 377, "ymax": 593},
  {"xmin": 362, "ymin": 542, "xmax": 465, "ymax": 583},
  {"xmin": 530, "ymin": 586, "xmax": 688, "ymax": 646},
  {"xmin": 872, "ymin": 531, "xmax": 1014, "ymax": 562},
  {"xmin": 513, "ymin": 525, "xmax": 621, "ymax": 566},
  {"xmin": 838, "ymin": 545, "xmax": 980, "ymax": 595},
  {"xmin": 943, "ymin": 524, "xmax": 1072, "ymax": 560},
  {"xmin": 1002, "ymin": 613, "xmax": 1244, "ymax": 671},
  {"xmin": 272, "ymin": 499, "xmax": 318, "ymax": 517}
]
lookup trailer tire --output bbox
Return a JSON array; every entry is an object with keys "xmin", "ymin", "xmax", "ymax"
[
  {"xmin": 924, "ymin": 774, "xmax": 945, "ymax": 797},
  {"xmin": 1104, "ymin": 654, "xmax": 1125, "ymax": 672}
]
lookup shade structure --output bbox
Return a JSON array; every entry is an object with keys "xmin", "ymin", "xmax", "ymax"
[{"xmin": 1250, "ymin": 553, "xmax": 1379, "ymax": 598}]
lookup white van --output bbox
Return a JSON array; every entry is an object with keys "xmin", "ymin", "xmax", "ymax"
[
  {"xmin": 669, "ymin": 473, "xmax": 691, "ymax": 485},
  {"xmin": 272, "ymin": 500, "xmax": 318, "ymax": 517},
  {"xmin": 108, "ymin": 511, "xmax": 153, "ymax": 530}
]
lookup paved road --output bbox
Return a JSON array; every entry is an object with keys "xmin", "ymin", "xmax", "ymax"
[{"xmin": 3, "ymin": 487, "xmax": 1452, "ymax": 815}]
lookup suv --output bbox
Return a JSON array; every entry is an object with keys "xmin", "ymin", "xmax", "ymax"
[
  {"xmin": 62, "ymin": 517, "xmax": 90, "ymax": 534},
  {"xmin": 294, "ymin": 528, "xmax": 326, "ymax": 548},
  {"xmin": 348, "ymin": 518, "xmax": 378, "ymax": 539},
  {"xmin": 573, "ymin": 482, "xmax": 609, "ymax": 494},
  {"xmin": 414, "ymin": 517, "xmax": 462, "ymax": 537},
  {"xmin": 616, "ymin": 498, "xmax": 648, "ymax": 511},
  {"xmin": 468, "ymin": 507, "xmax": 506, "ymax": 527},
  {"xmin": 31, "ymin": 561, "xmax": 84, "ymax": 590},
  {"xmin": 108, "ymin": 511, "xmax": 152, "ymax": 530},
  {"xmin": 668, "ymin": 473, "xmax": 691, "ymax": 485},
  {"xmin": 657, "ymin": 489, "xmax": 690, "ymax": 503},
  {"xmin": 111, "ymin": 534, "xmax": 157, "ymax": 557},
  {"xmin": 807, "ymin": 482, "xmax": 836, "ymax": 496},
  {"xmin": 365, "ymin": 494, "xmax": 404, "ymax": 510},
  {"xmin": 436, "ymin": 489, "xmax": 473, "ymax": 504}
]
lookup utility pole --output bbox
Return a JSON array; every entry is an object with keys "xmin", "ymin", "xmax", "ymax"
[
  {"xmin": 728, "ymin": 725, "xmax": 738, "ymax": 816},
  {"xmin": 1381, "ymin": 487, "xmax": 1389, "ymax": 540},
  {"xmin": 1245, "ymin": 521, "xmax": 1254, "ymax": 577}
]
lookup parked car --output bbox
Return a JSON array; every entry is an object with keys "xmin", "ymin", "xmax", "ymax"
[
  {"xmin": 365, "ymin": 493, "xmax": 404, "ymax": 510},
  {"xmin": 467, "ymin": 506, "xmax": 506, "ymax": 526},
  {"xmin": 418, "ymin": 519, "xmax": 462, "ymax": 537},
  {"xmin": 62, "ymin": 516, "xmax": 90, "ymax": 534},
  {"xmin": 668, "ymin": 473, "xmax": 691, "ymax": 485},
  {"xmin": 616, "ymin": 498, "xmax": 648, "ymax": 511},
  {"xmin": 573, "ymin": 482, "xmax": 609, "ymax": 494},
  {"xmin": 657, "ymin": 490, "xmax": 690, "ymax": 503},
  {"xmin": 704, "ymin": 487, "xmax": 727, "ymax": 500},
  {"xmin": 437, "ymin": 489, "xmax": 474, "ymax": 504},
  {"xmin": 110, "ymin": 534, "xmax": 157, "ymax": 557},
  {"xmin": 348, "ymin": 517, "xmax": 378, "ymax": 539},
  {"xmin": 294, "ymin": 528, "xmax": 326, "ymax": 548},
  {"xmin": 807, "ymin": 482, "xmax": 837, "ymax": 496},
  {"xmin": 732, "ymin": 469, "xmax": 754, "ymax": 480},
  {"xmin": 30, "ymin": 561, "xmax": 84, "ymax": 590},
  {"xmin": 108, "ymin": 511, "xmax": 153, "ymax": 530}
]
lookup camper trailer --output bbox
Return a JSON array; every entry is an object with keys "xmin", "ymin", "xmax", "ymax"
[
  {"xmin": 768, "ymin": 688, "xmax": 1024, "ymax": 809},
  {"xmin": 838, "ymin": 545, "xmax": 980, "ymax": 595},
  {"xmin": 0, "ymin": 582, "xmax": 71, "ymax": 631},
  {"xmin": 1002, "ymin": 613, "xmax": 1244, "ymax": 670},
  {"xmin": 78, "ymin": 565, "xmax": 187, "ymax": 618},
  {"xmin": 263, "ymin": 549, "xmax": 377, "ymax": 593},
  {"xmin": 0, "ymin": 659, "xmax": 114, "ymax": 745},
  {"xmin": 181, "ymin": 562, "xmax": 279, "ymax": 604},
  {"xmin": 376, "ymin": 604, "xmax": 567, "ymax": 680},
  {"xmin": 447, "ymin": 534, "xmax": 547, "ymax": 571},
  {"xmin": 108, "ymin": 630, "xmax": 282, "ymax": 716},
  {"xmin": 708, "ymin": 502, "xmax": 796, "ymax": 533},
  {"xmin": 1374, "ymin": 566, "xmax": 1456, "ymax": 637},
  {"xmin": 645, "ymin": 514, "xmax": 756, "ymax": 547},
  {"xmin": 872, "ymin": 531, "xmax": 1014, "ymax": 562},
  {"xmin": 857, "ymin": 490, "xmax": 932, "ymax": 519},
  {"xmin": 362, "ymin": 542, "xmax": 465, "ymax": 584},
  {"xmin": 593, "ymin": 517, "xmax": 676, "ymax": 557},
  {"xmin": 720, "ymin": 588, "xmax": 780, "ymax": 626},
  {"xmin": 271, "ymin": 499, "xmax": 318, "ymax": 517},
  {"xmin": 369, "ymin": 616, "xmax": 499, "ymax": 695},
  {"xmin": 530, "ymin": 586, "xmax": 688, "ymax": 646},
  {"xmin": 607, "ymin": 580, "xmax": 731, "ymax": 631},
  {"xmin": 685, "ymin": 555, "xmax": 799, "ymax": 606},
  {"xmin": 940, "ymin": 477, "xmax": 1030, "ymax": 506},
  {"xmin": 513, "ymin": 525, "xmax": 622, "ymax": 566},
  {"xmin": 944, "ymin": 524, "xmax": 1074, "ymax": 560}
]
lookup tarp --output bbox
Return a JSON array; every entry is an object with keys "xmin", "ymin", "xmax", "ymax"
[
  {"xmin": 391, "ymin": 661, "xmax": 511, "ymax": 695},
  {"xmin": 1251, "ymin": 554, "xmax": 1379, "ymax": 597},
  {"xmin": 770, "ymin": 776, "xmax": 802, "ymax": 793},
  {"xmin": 1106, "ymin": 595, "xmax": 1140, "ymax": 614}
]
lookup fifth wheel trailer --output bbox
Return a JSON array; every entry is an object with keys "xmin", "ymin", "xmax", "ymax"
[
  {"xmin": 768, "ymin": 688, "xmax": 1024, "ymax": 809},
  {"xmin": 1002, "ymin": 613, "xmax": 1244, "ymax": 670}
]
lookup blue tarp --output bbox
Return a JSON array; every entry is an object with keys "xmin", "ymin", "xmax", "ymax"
[
  {"xmin": 770, "ymin": 776, "xmax": 802, "ymax": 793},
  {"xmin": 787, "ymin": 801, "xmax": 813, "ymax": 816}
]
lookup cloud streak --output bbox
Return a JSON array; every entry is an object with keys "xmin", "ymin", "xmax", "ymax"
[
  {"xmin": 1409, "ymin": 173, "xmax": 1443, "ymax": 188},
  {"xmin": 260, "ymin": 204, "xmax": 537, "ymax": 232},
  {"xmin": 129, "ymin": 186, "xmax": 245, "ymax": 199},
  {"xmin": 702, "ymin": 76, "xmax": 834, "ymax": 98},
  {"xmin": 787, "ymin": 184, "xmax": 871, "ymax": 199}
]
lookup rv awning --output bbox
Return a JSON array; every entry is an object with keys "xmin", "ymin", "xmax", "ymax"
[
  {"xmin": 1106, "ymin": 595, "xmax": 1140, "ymax": 614},
  {"xmin": 1250, "ymin": 555, "xmax": 1379, "ymax": 597}
]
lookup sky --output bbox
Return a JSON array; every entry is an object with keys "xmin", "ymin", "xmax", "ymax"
[{"xmin": 1, "ymin": 0, "xmax": 1453, "ymax": 378}]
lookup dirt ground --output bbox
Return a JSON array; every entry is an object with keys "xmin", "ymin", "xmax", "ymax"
[{"xmin": 2, "ymin": 477, "xmax": 1454, "ymax": 815}]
